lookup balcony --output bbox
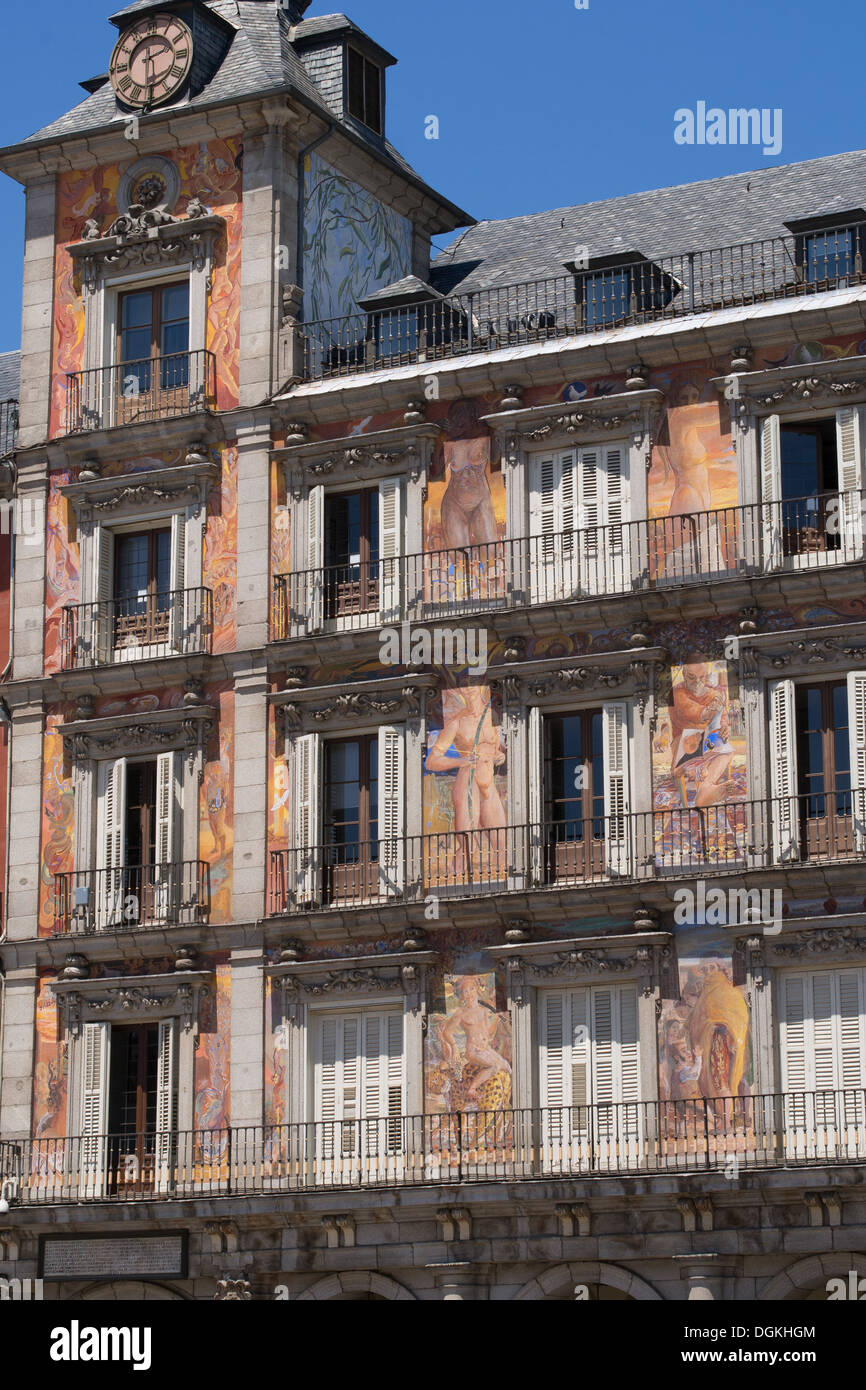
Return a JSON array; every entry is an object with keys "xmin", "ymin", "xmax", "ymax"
[
  {"xmin": 272, "ymin": 492, "xmax": 865, "ymax": 637},
  {"xmin": 64, "ymin": 351, "xmax": 216, "ymax": 435},
  {"xmin": 302, "ymin": 224, "xmax": 866, "ymax": 380},
  {"xmin": 4, "ymin": 1092, "xmax": 865, "ymax": 1205},
  {"xmin": 269, "ymin": 787, "xmax": 866, "ymax": 914},
  {"xmin": 53, "ymin": 862, "xmax": 210, "ymax": 934},
  {"xmin": 61, "ymin": 588, "xmax": 213, "ymax": 669},
  {"xmin": 0, "ymin": 397, "xmax": 17, "ymax": 458}
]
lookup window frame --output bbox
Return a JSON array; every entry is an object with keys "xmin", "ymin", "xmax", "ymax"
[{"xmin": 345, "ymin": 44, "xmax": 383, "ymax": 134}]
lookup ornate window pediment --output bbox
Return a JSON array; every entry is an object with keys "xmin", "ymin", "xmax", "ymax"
[
  {"xmin": 481, "ymin": 387, "xmax": 665, "ymax": 454},
  {"xmin": 268, "ymin": 950, "xmax": 437, "ymax": 1016},
  {"xmin": 70, "ymin": 208, "xmax": 225, "ymax": 292},
  {"xmin": 489, "ymin": 932, "xmax": 673, "ymax": 1006},
  {"xmin": 713, "ymin": 354, "xmax": 866, "ymax": 429},
  {"xmin": 275, "ymin": 421, "xmax": 441, "ymax": 495},
  {"xmin": 61, "ymin": 704, "xmax": 215, "ymax": 769},
  {"xmin": 272, "ymin": 678, "xmax": 429, "ymax": 738},
  {"xmin": 739, "ymin": 622, "xmax": 866, "ymax": 680},
  {"xmin": 61, "ymin": 453, "xmax": 219, "ymax": 524},
  {"xmin": 52, "ymin": 968, "xmax": 212, "ymax": 1037}
]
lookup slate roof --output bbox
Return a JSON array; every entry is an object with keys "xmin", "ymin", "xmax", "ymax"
[
  {"xmin": 431, "ymin": 148, "xmax": 866, "ymax": 294},
  {"xmin": 292, "ymin": 13, "xmax": 397, "ymax": 64},
  {"xmin": 0, "ymin": 1, "xmax": 470, "ymax": 230},
  {"xmin": 0, "ymin": 351, "xmax": 20, "ymax": 404}
]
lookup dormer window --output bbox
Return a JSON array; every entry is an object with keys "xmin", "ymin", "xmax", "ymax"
[
  {"xmin": 347, "ymin": 46, "xmax": 382, "ymax": 134},
  {"xmin": 565, "ymin": 253, "xmax": 677, "ymax": 329},
  {"xmin": 786, "ymin": 210, "xmax": 865, "ymax": 288}
]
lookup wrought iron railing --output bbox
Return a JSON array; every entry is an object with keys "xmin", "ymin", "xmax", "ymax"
[
  {"xmin": 64, "ymin": 350, "xmax": 216, "ymax": 433},
  {"xmin": 272, "ymin": 492, "xmax": 865, "ymax": 637},
  {"xmin": 0, "ymin": 398, "xmax": 18, "ymax": 458},
  {"xmin": 303, "ymin": 224, "xmax": 866, "ymax": 378},
  {"xmin": 60, "ymin": 587, "xmax": 213, "ymax": 669},
  {"xmin": 269, "ymin": 787, "xmax": 866, "ymax": 914},
  {"xmin": 4, "ymin": 1091, "xmax": 866, "ymax": 1204},
  {"xmin": 53, "ymin": 861, "xmax": 210, "ymax": 934}
]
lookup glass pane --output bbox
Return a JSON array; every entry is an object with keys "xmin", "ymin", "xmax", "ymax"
[
  {"xmin": 161, "ymin": 282, "xmax": 189, "ymax": 322},
  {"xmin": 806, "ymin": 230, "xmax": 853, "ymax": 282},
  {"xmin": 121, "ymin": 292, "xmax": 153, "ymax": 330},
  {"xmin": 584, "ymin": 270, "xmax": 629, "ymax": 327},
  {"xmin": 161, "ymin": 322, "xmax": 189, "ymax": 357},
  {"xmin": 780, "ymin": 427, "xmax": 821, "ymax": 501},
  {"xmin": 120, "ymin": 327, "xmax": 152, "ymax": 365},
  {"xmin": 116, "ymin": 534, "xmax": 149, "ymax": 600}
]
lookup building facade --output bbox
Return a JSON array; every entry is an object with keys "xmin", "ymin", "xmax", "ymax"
[{"xmin": 1, "ymin": 0, "xmax": 866, "ymax": 1302}]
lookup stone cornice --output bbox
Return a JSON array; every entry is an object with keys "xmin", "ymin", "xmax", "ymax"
[
  {"xmin": 69, "ymin": 213, "xmax": 224, "ymax": 290},
  {"xmin": 495, "ymin": 646, "xmax": 666, "ymax": 718},
  {"xmin": 738, "ymin": 926, "xmax": 866, "ymax": 985},
  {"xmin": 739, "ymin": 622, "xmax": 866, "ymax": 679},
  {"xmin": 481, "ymin": 388, "xmax": 665, "ymax": 445},
  {"xmin": 61, "ymin": 458, "xmax": 219, "ymax": 519},
  {"xmin": 61, "ymin": 704, "xmax": 215, "ymax": 764},
  {"xmin": 272, "ymin": 677, "xmax": 431, "ymax": 732},
  {"xmin": 712, "ymin": 353, "xmax": 866, "ymax": 423},
  {"xmin": 268, "ymin": 950, "xmax": 437, "ymax": 1013},
  {"xmin": 276, "ymin": 422, "xmax": 441, "ymax": 490},
  {"xmin": 52, "ymin": 969, "xmax": 212, "ymax": 1035},
  {"xmin": 488, "ymin": 932, "xmax": 673, "ymax": 1003}
]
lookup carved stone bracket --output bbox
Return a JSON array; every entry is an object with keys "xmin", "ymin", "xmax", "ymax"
[{"xmin": 735, "ymin": 934, "xmax": 767, "ymax": 991}]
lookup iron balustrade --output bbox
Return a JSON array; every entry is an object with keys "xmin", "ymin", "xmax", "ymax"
[
  {"xmin": 53, "ymin": 861, "xmax": 210, "ymax": 934},
  {"xmin": 4, "ymin": 1091, "xmax": 866, "ymax": 1205},
  {"xmin": 268, "ymin": 787, "xmax": 866, "ymax": 914},
  {"xmin": 271, "ymin": 492, "xmax": 866, "ymax": 637},
  {"xmin": 64, "ymin": 350, "xmax": 217, "ymax": 434},
  {"xmin": 60, "ymin": 587, "xmax": 213, "ymax": 669},
  {"xmin": 0, "ymin": 398, "xmax": 18, "ymax": 458},
  {"xmin": 303, "ymin": 225, "xmax": 866, "ymax": 379}
]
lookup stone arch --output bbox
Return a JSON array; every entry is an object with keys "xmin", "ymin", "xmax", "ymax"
[
  {"xmin": 74, "ymin": 1281, "xmax": 188, "ymax": 1301},
  {"xmin": 296, "ymin": 1272, "xmax": 416, "ymax": 1301},
  {"xmin": 759, "ymin": 1255, "xmax": 866, "ymax": 1302},
  {"xmin": 514, "ymin": 1261, "xmax": 662, "ymax": 1301}
]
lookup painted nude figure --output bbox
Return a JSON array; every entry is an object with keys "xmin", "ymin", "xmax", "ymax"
[
  {"xmin": 669, "ymin": 661, "xmax": 734, "ymax": 808},
  {"xmin": 438, "ymin": 975, "xmax": 512, "ymax": 1100},
  {"xmin": 425, "ymin": 685, "xmax": 506, "ymax": 879},
  {"xmin": 440, "ymin": 439, "xmax": 499, "ymax": 548}
]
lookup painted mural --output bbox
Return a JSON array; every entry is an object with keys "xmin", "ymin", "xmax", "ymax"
[
  {"xmin": 204, "ymin": 442, "xmax": 238, "ymax": 655},
  {"xmin": 32, "ymin": 973, "xmax": 66, "ymax": 1145},
  {"xmin": 302, "ymin": 152, "xmax": 412, "ymax": 324},
  {"xmin": 424, "ymin": 435, "xmax": 506, "ymax": 608},
  {"xmin": 658, "ymin": 931, "xmax": 753, "ymax": 1109},
  {"xmin": 425, "ymin": 947, "xmax": 513, "ymax": 1119},
  {"xmin": 200, "ymin": 685, "xmax": 234, "ymax": 925},
  {"xmin": 194, "ymin": 957, "xmax": 231, "ymax": 1148},
  {"xmin": 38, "ymin": 708, "xmax": 75, "ymax": 937},
  {"xmin": 51, "ymin": 137, "xmax": 243, "ymax": 435},
  {"xmin": 424, "ymin": 684, "xmax": 507, "ymax": 886}
]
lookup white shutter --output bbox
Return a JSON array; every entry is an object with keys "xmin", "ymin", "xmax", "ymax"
[
  {"xmin": 848, "ymin": 671, "xmax": 866, "ymax": 851},
  {"xmin": 602, "ymin": 445, "xmax": 631, "ymax": 593},
  {"xmin": 316, "ymin": 1011, "xmax": 403, "ymax": 1175},
  {"xmin": 769, "ymin": 678, "xmax": 799, "ymax": 862},
  {"xmin": 155, "ymin": 1018, "xmax": 177, "ymax": 1191},
  {"xmin": 155, "ymin": 751, "xmax": 180, "ymax": 920},
  {"xmin": 782, "ymin": 969, "xmax": 866, "ymax": 1156},
  {"xmin": 836, "ymin": 406, "xmax": 864, "ymax": 560},
  {"xmin": 363, "ymin": 1012, "xmax": 404, "ymax": 1158},
  {"xmin": 577, "ymin": 446, "xmax": 601, "ymax": 594},
  {"xmin": 168, "ymin": 512, "xmax": 187, "ymax": 652},
  {"xmin": 781, "ymin": 972, "xmax": 809, "ymax": 1139},
  {"xmin": 306, "ymin": 483, "xmax": 325, "ymax": 632},
  {"xmin": 603, "ymin": 701, "xmax": 631, "ymax": 875},
  {"xmin": 760, "ymin": 414, "xmax": 782, "ymax": 570},
  {"xmin": 378, "ymin": 725, "xmax": 404, "ymax": 896},
  {"xmin": 378, "ymin": 476, "xmax": 402, "ymax": 623},
  {"xmin": 92, "ymin": 523, "xmax": 115, "ymax": 664},
  {"xmin": 529, "ymin": 452, "xmax": 577, "ymax": 601},
  {"xmin": 540, "ymin": 990, "xmax": 568, "ymax": 1164},
  {"xmin": 293, "ymin": 733, "xmax": 321, "ymax": 904},
  {"xmin": 78, "ymin": 1021, "xmax": 109, "ymax": 1198},
  {"xmin": 527, "ymin": 706, "xmax": 543, "ymax": 885},
  {"xmin": 96, "ymin": 758, "xmax": 127, "ymax": 929}
]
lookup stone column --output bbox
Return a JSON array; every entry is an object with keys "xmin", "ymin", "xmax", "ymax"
[
  {"xmin": 5, "ymin": 699, "xmax": 44, "ymax": 940},
  {"xmin": 0, "ymin": 967, "xmax": 39, "ymax": 1138},
  {"xmin": 17, "ymin": 176, "xmax": 56, "ymax": 448},
  {"xmin": 229, "ymin": 947, "xmax": 265, "ymax": 1131}
]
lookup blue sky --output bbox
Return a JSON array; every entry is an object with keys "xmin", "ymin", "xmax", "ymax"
[{"xmin": 0, "ymin": 0, "xmax": 863, "ymax": 351}]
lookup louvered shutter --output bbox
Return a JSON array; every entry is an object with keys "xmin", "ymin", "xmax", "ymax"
[
  {"xmin": 760, "ymin": 414, "xmax": 782, "ymax": 570},
  {"xmin": 154, "ymin": 751, "xmax": 180, "ymax": 920},
  {"xmin": 836, "ymin": 406, "xmax": 864, "ymax": 559},
  {"xmin": 92, "ymin": 523, "xmax": 115, "ymax": 664},
  {"xmin": 155, "ymin": 1019, "xmax": 177, "ymax": 1191},
  {"xmin": 529, "ymin": 453, "xmax": 560, "ymax": 602},
  {"xmin": 540, "ymin": 990, "xmax": 567, "ymax": 1161},
  {"xmin": 848, "ymin": 671, "xmax": 866, "ymax": 851},
  {"xmin": 838, "ymin": 971, "xmax": 866, "ymax": 1130},
  {"xmin": 377, "ymin": 724, "xmax": 404, "ymax": 895},
  {"xmin": 782, "ymin": 969, "xmax": 866, "ymax": 1156},
  {"xmin": 78, "ymin": 1021, "xmax": 109, "ymax": 1197},
  {"xmin": 603, "ymin": 701, "xmax": 631, "ymax": 875},
  {"xmin": 168, "ymin": 512, "xmax": 187, "ymax": 652},
  {"xmin": 577, "ymin": 446, "xmax": 601, "ymax": 594},
  {"xmin": 97, "ymin": 758, "xmax": 127, "ymax": 929},
  {"xmin": 603, "ymin": 445, "xmax": 631, "ymax": 593},
  {"xmin": 293, "ymin": 733, "xmax": 321, "ymax": 905},
  {"xmin": 781, "ymin": 972, "xmax": 808, "ymax": 1138},
  {"xmin": 527, "ymin": 706, "xmax": 544, "ymax": 884},
  {"xmin": 378, "ymin": 476, "xmax": 402, "ymax": 623},
  {"xmin": 363, "ymin": 1012, "xmax": 404, "ymax": 1160},
  {"xmin": 306, "ymin": 484, "xmax": 325, "ymax": 632},
  {"xmin": 769, "ymin": 678, "xmax": 799, "ymax": 862}
]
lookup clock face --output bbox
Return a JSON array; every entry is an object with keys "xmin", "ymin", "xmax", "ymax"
[{"xmin": 109, "ymin": 13, "xmax": 194, "ymax": 109}]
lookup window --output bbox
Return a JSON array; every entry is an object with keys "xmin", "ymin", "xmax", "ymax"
[
  {"xmin": 92, "ymin": 514, "xmax": 187, "ymax": 662},
  {"xmin": 292, "ymin": 726, "xmax": 405, "ymax": 905},
  {"xmin": 305, "ymin": 478, "xmax": 402, "ymax": 629},
  {"xmin": 528, "ymin": 445, "xmax": 630, "ymax": 600},
  {"xmin": 324, "ymin": 488, "xmax": 380, "ymax": 617},
  {"xmin": 314, "ymin": 1010, "xmax": 404, "ymax": 1179},
  {"xmin": 800, "ymin": 225, "xmax": 863, "ymax": 286},
  {"xmin": 760, "ymin": 407, "xmax": 864, "ymax": 563},
  {"xmin": 78, "ymin": 1017, "xmax": 177, "ymax": 1197},
  {"xmin": 539, "ymin": 985, "xmax": 641, "ymax": 1169},
  {"xmin": 577, "ymin": 260, "xmax": 673, "ymax": 329},
  {"xmin": 529, "ymin": 702, "xmax": 631, "ymax": 880},
  {"xmin": 116, "ymin": 281, "xmax": 190, "ymax": 422},
  {"xmin": 780, "ymin": 968, "xmax": 866, "ymax": 1156},
  {"xmin": 96, "ymin": 753, "xmax": 180, "ymax": 926},
  {"xmin": 346, "ymin": 46, "xmax": 382, "ymax": 134},
  {"xmin": 768, "ymin": 674, "xmax": 866, "ymax": 862}
]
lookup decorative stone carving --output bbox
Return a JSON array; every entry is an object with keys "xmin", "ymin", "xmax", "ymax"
[
  {"xmin": 62, "ymin": 716, "xmax": 213, "ymax": 762},
  {"xmin": 59, "ymin": 954, "xmax": 90, "ymax": 982},
  {"xmin": 281, "ymin": 969, "xmax": 400, "ymax": 998},
  {"xmin": 88, "ymin": 481, "xmax": 203, "ymax": 511},
  {"xmin": 404, "ymin": 399, "xmax": 426, "ymax": 424},
  {"xmin": 309, "ymin": 694, "xmax": 402, "ymax": 722},
  {"xmin": 283, "ymin": 420, "xmax": 308, "ymax": 446},
  {"xmin": 735, "ymin": 935, "xmax": 767, "ymax": 990},
  {"xmin": 214, "ymin": 1278, "xmax": 252, "ymax": 1301},
  {"xmin": 500, "ymin": 383, "xmax": 524, "ymax": 411},
  {"xmin": 521, "ymin": 408, "xmax": 643, "ymax": 442},
  {"xmin": 278, "ymin": 940, "xmax": 304, "ymax": 964},
  {"xmin": 437, "ymin": 1208, "xmax": 472, "ymax": 1242},
  {"xmin": 283, "ymin": 667, "xmax": 309, "ymax": 691},
  {"xmin": 774, "ymin": 928, "xmax": 866, "ymax": 957}
]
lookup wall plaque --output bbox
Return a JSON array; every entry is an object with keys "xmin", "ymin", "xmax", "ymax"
[{"xmin": 40, "ymin": 1233, "xmax": 187, "ymax": 1281}]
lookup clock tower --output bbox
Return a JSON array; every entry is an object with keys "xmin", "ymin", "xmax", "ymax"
[{"xmin": 108, "ymin": 0, "xmax": 235, "ymax": 109}]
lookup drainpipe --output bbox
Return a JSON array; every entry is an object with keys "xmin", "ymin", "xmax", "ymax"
[{"xmin": 296, "ymin": 123, "xmax": 336, "ymax": 319}]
